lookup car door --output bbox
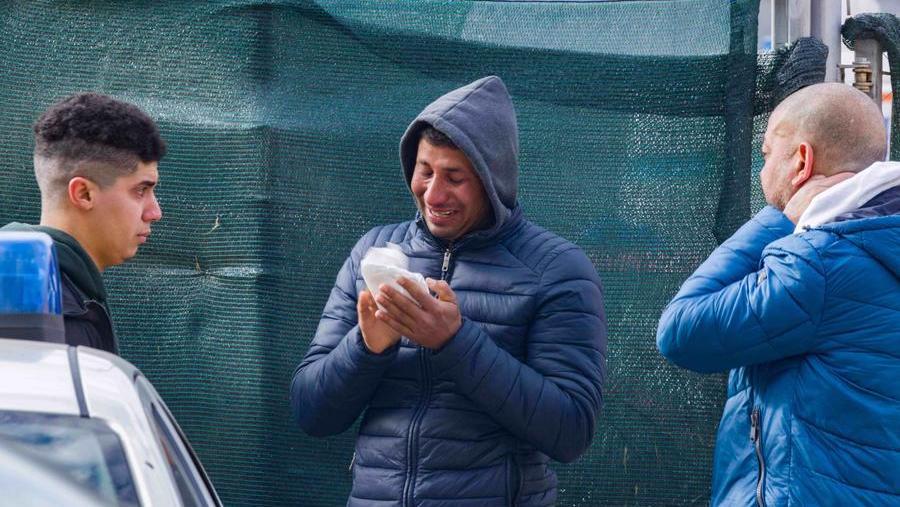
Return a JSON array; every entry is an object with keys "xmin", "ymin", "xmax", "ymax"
[{"xmin": 133, "ymin": 376, "xmax": 222, "ymax": 507}]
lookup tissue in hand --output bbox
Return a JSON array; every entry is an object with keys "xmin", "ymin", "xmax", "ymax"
[{"xmin": 360, "ymin": 243, "xmax": 428, "ymax": 306}]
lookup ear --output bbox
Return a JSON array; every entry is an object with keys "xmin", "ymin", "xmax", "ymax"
[
  {"xmin": 67, "ymin": 176, "xmax": 97, "ymax": 211},
  {"xmin": 790, "ymin": 142, "xmax": 814, "ymax": 188}
]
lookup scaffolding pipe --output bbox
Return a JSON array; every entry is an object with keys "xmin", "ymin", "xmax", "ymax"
[
  {"xmin": 810, "ymin": 1, "xmax": 844, "ymax": 81},
  {"xmin": 772, "ymin": 0, "xmax": 812, "ymax": 48},
  {"xmin": 773, "ymin": 0, "xmax": 790, "ymax": 47},
  {"xmin": 853, "ymin": 38, "xmax": 884, "ymax": 101}
]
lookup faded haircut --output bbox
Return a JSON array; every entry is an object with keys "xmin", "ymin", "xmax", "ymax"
[{"xmin": 33, "ymin": 92, "xmax": 165, "ymax": 201}]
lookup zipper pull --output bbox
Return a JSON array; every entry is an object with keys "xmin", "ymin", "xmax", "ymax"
[
  {"xmin": 441, "ymin": 249, "xmax": 452, "ymax": 276},
  {"xmin": 348, "ymin": 451, "xmax": 356, "ymax": 473},
  {"xmin": 750, "ymin": 409, "xmax": 760, "ymax": 441}
]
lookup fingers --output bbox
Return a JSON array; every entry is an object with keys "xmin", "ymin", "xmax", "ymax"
[
  {"xmin": 426, "ymin": 278, "xmax": 457, "ymax": 304},
  {"xmin": 375, "ymin": 307, "xmax": 414, "ymax": 337},
  {"xmin": 377, "ymin": 284, "xmax": 421, "ymax": 328},
  {"xmin": 373, "ymin": 278, "xmax": 459, "ymax": 349},
  {"xmin": 826, "ymin": 172, "xmax": 855, "ymax": 184},
  {"xmin": 395, "ymin": 277, "xmax": 431, "ymax": 306},
  {"xmin": 358, "ymin": 290, "xmax": 375, "ymax": 317}
]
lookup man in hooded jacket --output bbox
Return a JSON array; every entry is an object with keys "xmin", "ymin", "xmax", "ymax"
[
  {"xmin": 657, "ymin": 83, "xmax": 900, "ymax": 505},
  {"xmin": 291, "ymin": 76, "xmax": 607, "ymax": 506}
]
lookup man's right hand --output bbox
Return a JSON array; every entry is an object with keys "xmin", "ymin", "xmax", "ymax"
[
  {"xmin": 358, "ymin": 290, "xmax": 401, "ymax": 354},
  {"xmin": 783, "ymin": 172, "xmax": 855, "ymax": 224}
]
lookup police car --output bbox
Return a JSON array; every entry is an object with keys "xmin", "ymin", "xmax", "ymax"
[{"xmin": 0, "ymin": 231, "xmax": 221, "ymax": 506}]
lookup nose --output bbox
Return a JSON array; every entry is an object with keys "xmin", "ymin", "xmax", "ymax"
[
  {"xmin": 145, "ymin": 194, "xmax": 163, "ymax": 223},
  {"xmin": 424, "ymin": 178, "xmax": 449, "ymax": 207}
]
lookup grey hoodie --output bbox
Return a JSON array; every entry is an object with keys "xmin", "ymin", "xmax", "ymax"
[{"xmin": 400, "ymin": 75, "xmax": 519, "ymax": 234}]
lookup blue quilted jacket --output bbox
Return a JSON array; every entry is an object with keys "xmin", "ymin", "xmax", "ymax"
[
  {"xmin": 290, "ymin": 77, "xmax": 607, "ymax": 506},
  {"xmin": 657, "ymin": 186, "xmax": 900, "ymax": 506}
]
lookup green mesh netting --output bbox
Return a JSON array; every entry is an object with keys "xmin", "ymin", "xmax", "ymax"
[
  {"xmin": 0, "ymin": 1, "xmax": 827, "ymax": 505},
  {"xmin": 842, "ymin": 12, "xmax": 900, "ymax": 160}
]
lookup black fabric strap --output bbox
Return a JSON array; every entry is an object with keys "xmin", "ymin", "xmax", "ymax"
[
  {"xmin": 67, "ymin": 345, "xmax": 89, "ymax": 418},
  {"xmin": 0, "ymin": 313, "xmax": 65, "ymax": 343}
]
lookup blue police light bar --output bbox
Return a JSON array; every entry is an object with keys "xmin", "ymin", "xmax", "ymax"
[{"xmin": 0, "ymin": 231, "xmax": 65, "ymax": 343}]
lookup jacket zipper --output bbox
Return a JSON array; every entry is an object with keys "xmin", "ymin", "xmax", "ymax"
[
  {"xmin": 507, "ymin": 452, "xmax": 522, "ymax": 506},
  {"xmin": 750, "ymin": 408, "xmax": 766, "ymax": 507},
  {"xmin": 402, "ymin": 247, "xmax": 452, "ymax": 505},
  {"xmin": 403, "ymin": 349, "xmax": 432, "ymax": 506},
  {"xmin": 441, "ymin": 248, "xmax": 452, "ymax": 281}
]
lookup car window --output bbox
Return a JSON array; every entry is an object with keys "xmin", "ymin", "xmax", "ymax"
[
  {"xmin": 0, "ymin": 410, "xmax": 139, "ymax": 506},
  {"xmin": 150, "ymin": 405, "xmax": 203, "ymax": 507}
]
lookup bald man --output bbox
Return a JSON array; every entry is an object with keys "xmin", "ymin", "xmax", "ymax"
[{"xmin": 657, "ymin": 83, "xmax": 900, "ymax": 506}]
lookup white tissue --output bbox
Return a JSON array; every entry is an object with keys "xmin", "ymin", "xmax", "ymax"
[{"xmin": 360, "ymin": 243, "xmax": 428, "ymax": 307}]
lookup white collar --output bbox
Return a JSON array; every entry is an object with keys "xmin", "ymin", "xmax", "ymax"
[{"xmin": 794, "ymin": 161, "xmax": 900, "ymax": 233}]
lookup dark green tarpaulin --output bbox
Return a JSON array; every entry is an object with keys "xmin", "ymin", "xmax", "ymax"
[{"xmin": 0, "ymin": 1, "xmax": 828, "ymax": 505}]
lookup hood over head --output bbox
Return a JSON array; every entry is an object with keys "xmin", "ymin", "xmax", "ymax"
[{"xmin": 400, "ymin": 76, "xmax": 518, "ymax": 235}]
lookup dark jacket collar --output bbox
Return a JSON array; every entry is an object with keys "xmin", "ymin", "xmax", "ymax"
[
  {"xmin": 833, "ymin": 185, "xmax": 900, "ymax": 222},
  {"xmin": 415, "ymin": 205, "xmax": 524, "ymax": 252}
]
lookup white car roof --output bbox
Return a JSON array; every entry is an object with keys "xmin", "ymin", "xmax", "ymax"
[
  {"xmin": 0, "ymin": 338, "xmax": 143, "ymax": 413},
  {"xmin": 0, "ymin": 339, "xmax": 80, "ymax": 414},
  {"xmin": 0, "ymin": 338, "xmax": 183, "ymax": 506}
]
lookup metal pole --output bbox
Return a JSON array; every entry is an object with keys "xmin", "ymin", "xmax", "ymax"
[
  {"xmin": 772, "ymin": 0, "xmax": 812, "ymax": 48},
  {"xmin": 853, "ymin": 38, "xmax": 884, "ymax": 101},
  {"xmin": 810, "ymin": 0, "xmax": 844, "ymax": 81},
  {"xmin": 772, "ymin": 0, "xmax": 790, "ymax": 47},
  {"xmin": 788, "ymin": 0, "xmax": 812, "ymax": 41}
]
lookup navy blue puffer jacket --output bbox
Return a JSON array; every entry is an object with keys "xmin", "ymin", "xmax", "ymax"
[
  {"xmin": 291, "ymin": 77, "xmax": 607, "ymax": 506},
  {"xmin": 657, "ymin": 173, "xmax": 900, "ymax": 505}
]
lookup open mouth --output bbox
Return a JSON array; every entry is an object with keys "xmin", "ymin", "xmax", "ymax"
[{"xmin": 428, "ymin": 208, "xmax": 456, "ymax": 218}]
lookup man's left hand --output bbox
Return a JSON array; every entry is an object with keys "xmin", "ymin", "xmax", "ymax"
[{"xmin": 374, "ymin": 277, "xmax": 462, "ymax": 350}]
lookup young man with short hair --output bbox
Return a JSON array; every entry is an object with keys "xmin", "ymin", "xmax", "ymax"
[{"xmin": 3, "ymin": 92, "xmax": 166, "ymax": 354}]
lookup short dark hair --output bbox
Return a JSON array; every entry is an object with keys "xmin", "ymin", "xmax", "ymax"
[
  {"xmin": 420, "ymin": 125, "xmax": 457, "ymax": 149},
  {"xmin": 33, "ymin": 93, "xmax": 166, "ymax": 198}
]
